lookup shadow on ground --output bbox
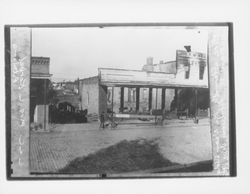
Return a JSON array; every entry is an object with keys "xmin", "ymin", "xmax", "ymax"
[
  {"xmin": 58, "ymin": 138, "xmax": 178, "ymax": 174},
  {"xmin": 57, "ymin": 138, "xmax": 213, "ymax": 174}
]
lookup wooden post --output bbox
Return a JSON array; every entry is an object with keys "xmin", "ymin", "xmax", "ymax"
[
  {"xmin": 161, "ymin": 88, "xmax": 166, "ymax": 110},
  {"xmin": 111, "ymin": 86, "xmax": 114, "ymax": 118},
  {"xmin": 148, "ymin": 87, "xmax": 152, "ymax": 111},
  {"xmin": 156, "ymin": 88, "xmax": 158, "ymax": 109},
  {"xmin": 194, "ymin": 88, "xmax": 198, "ymax": 122},
  {"xmin": 136, "ymin": 87, "xmax": 140, "ymax": 112},
  {"xmin": 175, "ymin": 88, "xmax": 179, "ymax": 111},
  {"xmin": 120, "ymin": 87, "xmax": 124, "ymax": 113}
]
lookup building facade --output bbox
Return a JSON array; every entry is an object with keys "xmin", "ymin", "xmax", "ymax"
[
  {"xmin": 30, "ymin": 57, "xmax": 52, "ymax": 130},
  {"xmin": 78, "ymin": 50, "xmax": 209, "ymax": 122}
]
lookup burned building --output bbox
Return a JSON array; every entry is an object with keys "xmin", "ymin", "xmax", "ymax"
[
  {"xmin": 142, "ymin": 51, "xmax": 209, "ymax": 117},
  {"xmin": 79, "ymin": 49, "xmax": 209, "ymax": 123}
]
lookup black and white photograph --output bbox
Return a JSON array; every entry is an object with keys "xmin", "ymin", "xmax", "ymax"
[
  {"xmin": 3, "ymin": 0, "xmax": 250, "ymax": 193},
  {"xmin": 5, "ymin": 24, "xmax": 235, "ymax": 178},
  {"xmin": 29, "ymin": 26, "xmax": 211, "ymax": 175}
]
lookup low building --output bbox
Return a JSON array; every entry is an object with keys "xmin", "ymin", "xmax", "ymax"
[{"xmin": 78, "ymin": 49, "xmax": 209, "ymax": 121}]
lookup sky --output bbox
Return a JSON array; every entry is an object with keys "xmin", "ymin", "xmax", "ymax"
[{"xmin": 32, "ymin": 27, "xmax": 208, "ymax": 81}]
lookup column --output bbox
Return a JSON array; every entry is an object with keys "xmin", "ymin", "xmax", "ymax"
[
  {"xmin": 148, "ymin": 87, "xmax": 152, "ymax": 111},
  {"xmin": 120, "ymin": 87, "xmax": 124, "ymax": 113},
  {"xmin": 136, "ymin": 87, "xmax": 140, "ymax": 112},
  {"xmin": 161, "ymin": 88, "xmax": 166, "ymax": 111},
  {"xmin": 111, "ymin": 86, "xmax": 114, "ymax": 116},
  {"xmin": 175, "ymin": 88, "xmax": 179, "ymax": 111},
  {"xmin": 195, "ymin": 88, "xmax": 198, "ymax": 118}
]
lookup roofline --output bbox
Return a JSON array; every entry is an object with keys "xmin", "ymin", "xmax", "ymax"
[
  {"xmin": 98, "ymin": 67, "xmax": 175, "ymax": 74},
  {"xmin": 31, "ymin": 56, "xmax": 50, "ymax": 60},
  {"xmin": 78, "ymin": 75, "xmax": 99, "ymax": 81},
  {"xmin": 163, "ymin": 60, "xmax": 176, "ymax": 64},
  {"xmin": 31, "ymin": 73, "xmax": 52, "ymax": 79}
]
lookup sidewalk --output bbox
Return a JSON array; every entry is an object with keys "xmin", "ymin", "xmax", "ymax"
[
  {"xmin": 30, "ymin": 118, "xmax": 212, "ymax": 173},
  {"xmin": 48, "ymin": 118, "xmax": 210, "ymax": 132}
]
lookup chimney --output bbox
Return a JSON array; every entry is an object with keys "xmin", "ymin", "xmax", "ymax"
[{"xmin": 184, "ymin": 45, "xmax": 191, "ymax": 52}]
